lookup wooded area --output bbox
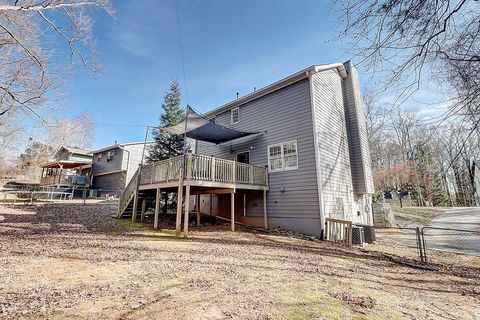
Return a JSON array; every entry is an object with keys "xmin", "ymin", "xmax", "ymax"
[
  {"xmin": 338, "ymin": 0, "xmax": 480, "ymax": 207},
  {"xmin": 0, "ymin": 0, "xmax": 109, "ymax": 181}
]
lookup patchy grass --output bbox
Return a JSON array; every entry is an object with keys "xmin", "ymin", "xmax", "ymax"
[
  {"xmin": 391, "ymin": 206, "xmax": 446, "ymax": 225},
  {"xmin": 0, "ymin": 203, "xmax": 479, "ymax": 319}
]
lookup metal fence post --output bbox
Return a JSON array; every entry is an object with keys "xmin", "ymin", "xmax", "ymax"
[
  {"xmin": 421, "ymin": 227, "xmax": 428, "ymax": 263},
  {"xmin": 415, "ymin": 227, "xmax": 427, "ymax": 263}
]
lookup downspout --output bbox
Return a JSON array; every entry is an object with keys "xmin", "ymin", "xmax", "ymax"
[{"xmin": 119, "ymin": 146, "xmax": 131, "ymax": 175}]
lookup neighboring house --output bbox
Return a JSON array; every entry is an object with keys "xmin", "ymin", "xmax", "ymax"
[
  {"xmin": 91, "ymin": 141, "xmax": 153, "ymax": 197},
  {"xmin": 473, "ymin": 160, "xmax": 480, "ymax": 206},
  {"xmin": 118, "ymin": 61, "xmax": 374, "ymax": 238},
  {"xmin": 40, "ymin": 146, "xmax": 92, "ymax": 188}
]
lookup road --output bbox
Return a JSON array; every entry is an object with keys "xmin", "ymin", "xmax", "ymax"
[{"xmin": 425, "ymin": 207, "xmax": 480, "ymax": 256}]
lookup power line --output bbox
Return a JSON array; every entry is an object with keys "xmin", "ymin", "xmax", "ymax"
[{"xmin": 175, "ymin": 0, "xmax": 189, "ymax": 104}]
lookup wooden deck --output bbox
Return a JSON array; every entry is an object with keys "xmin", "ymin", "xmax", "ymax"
[{"xmin": 118, "ymin": 152, "xmax": 269, "ymax": 237}]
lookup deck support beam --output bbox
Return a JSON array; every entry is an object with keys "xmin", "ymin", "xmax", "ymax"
[
  {"xmin": 175, "ymin": 184, "xmax": 183, "ymax": 236},
  {"xmin": 196, "ymin": 195, "xmax": 201, "ymax": 226},
  {"xmin": 131, "ymin": 188, "xmax": 138, "ymax": 222},
  {"xmin": 184, "ymin": 185, "xmax": 191, "ymax": 238},
  {"xmin": 154, "ymin": 188, "xmax": 161, "ymax": 229},
  {"xmin": 231, "ymin": 191, "xmax": 235, "ymax": 232},
  {"xmin": 210, "ymin": 194, "xmax": 213, "ymax": 216},
  {"xmin": 140, "ymin": 198, "xmax": 146, "ymax": 222},
  {"xmin": 263, "ymin": 190, "xmax": 267, "ymax": 229},
  {"xmin": 243, "ymin": 193, "xmax": 246, "ymax": 217}
]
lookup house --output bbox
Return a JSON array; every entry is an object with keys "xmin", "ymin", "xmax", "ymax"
[
  {"xmin": 40, "ymin": 146, "xmax": 92, "ymax": 188},
  {"xmin": 117, "ymin": 61, "xmax": 374, "ymax": 239},
  {"xmin": 91, "ymin": 141, "xmax": 153, "ymax": 197}
]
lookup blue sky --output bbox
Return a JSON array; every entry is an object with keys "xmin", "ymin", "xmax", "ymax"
[{"xmin": 60, "ymin": 0, "xmax": 355, "ymax": 149}]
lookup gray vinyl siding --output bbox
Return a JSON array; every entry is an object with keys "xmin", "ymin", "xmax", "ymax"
[
  {"xmin": 92, "ymin": 146, "xmax": 124, "ymax": 176},
  {"xmin": 92, "ymin": 172, "xmax": 126, "ymax": 196},
  {"xmin": 343, "ymin": 62, "xmax": 375, "ymax": 194},
  {"xmin": 197, "ymin": 79, "xmax": 322, "ymax": 236},
  {"xmin": 311, "ymin": 70, "xmax": 355, "ymax": 221}
]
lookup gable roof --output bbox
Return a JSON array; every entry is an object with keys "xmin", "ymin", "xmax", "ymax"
[
  {"xmin": 59, "ymin": 146, "xmax": 92, "ymax": 156},
  {"xmin": 92, "ymin": 141, "xmax": 154, "ymax": 154},
  {"xmin": 203, "ymin": 62, "xmax": 348, "ymax": 119}
]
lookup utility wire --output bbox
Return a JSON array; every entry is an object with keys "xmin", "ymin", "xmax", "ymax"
[{"xmin": 175, "ymin": 0, "xmax": 189, "ymax": 105}]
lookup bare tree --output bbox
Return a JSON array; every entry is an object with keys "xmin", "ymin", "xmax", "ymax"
[
  {"xmin": 42, "ymin": 111, "xmax": 95, "ymax": 151},
  {"xmin": 0, "ymin": 0, "xmax": 111, "ymax": 149},
  {"xmin": 336, "ymin": 0, "xmax": 479, "ymax": 113}
]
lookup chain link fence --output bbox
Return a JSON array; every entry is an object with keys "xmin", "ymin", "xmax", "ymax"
[{"xmin": 373, "ymin": 226, "xmax": 480, "ymax": 265}]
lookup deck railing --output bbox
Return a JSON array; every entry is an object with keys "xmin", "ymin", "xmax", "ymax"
[
  {"xmin": 40, "ymin": 174, "xmax": 89, "ymax": 187},
  {"xmin": 325, "ymin": 218, "xmax": 353, "ymax": 246},
  {"xmin": 139, "ymin": 153, "xmax": 268, "ymax": 187},
  {"xmin": 118, "ymin": 169, "xmax": 140, "ymax": 217}
]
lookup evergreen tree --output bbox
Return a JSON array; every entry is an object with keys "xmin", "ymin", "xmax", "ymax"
[{"xmin": 147, "ymin": 81, "xmax": 184, "ymax": 162}]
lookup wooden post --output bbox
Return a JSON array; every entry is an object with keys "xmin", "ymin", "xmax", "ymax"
[
  {"xmin": 154, "ymin": 188, "xmax": 161, "ymax": 229},
  {"xmin": 151, "ymin": 163, "xmax": 155, "ymax": 184},
  {"xmin": 263, "ymin": 190, "xmax": 267, "ymax": 229},
  {"xmin": 231, "ymin": 191, "xmax": 235, "ymax": 232},
  {"xmin": 196, "ymin": 194, "xmax": 201, "ymax": 226},
  {"xmin": 249, "ymin": 165, "xmax": 253, "ymax": 185},
  {"xmin": 140, "ymin": 198, "xmax": 146, "ymax": 222},
  {"xmin": 131, "ymin": 189, "xmax": 138, "ymax": 222},
  {"xmin": 175, "ymin": 184, "xmax": 183, "ymax": 236},
  {"xmin": 186, "ymin": 152, "xmax": 193, "ymax": 180},
  {"xmin": 166, "ymin": 159, "xmax": 171, "ymax": 182},
  {"xmin": 211, "ymin": 157, "xmax": 216, "ymax": 181},
  {"xmin": 232, "ymin": 160, "xmax": 236, "ymax": 183},
  {"xmin": 210, "ymin": 194, "xmax": 213, "ymax": 216},
  {"xmin": 243, "ymin": 193, "xmax": 246, "ymax": 217},
  {"xmin": 183, "ymin": 185, "xmax": 191, "ymax": 238}
]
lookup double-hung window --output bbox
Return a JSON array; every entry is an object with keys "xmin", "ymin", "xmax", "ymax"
[
  {"xmin": 267, "ymin": 140, "xmax": 298, "ymax": 172},
  {"xmin": 231, "ymin": 107, "xmax": 239, "ymax": 124}
]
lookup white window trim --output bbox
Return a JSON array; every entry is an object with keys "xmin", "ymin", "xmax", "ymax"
[
  {"xmin": 231, "ymin": 107, "xmax": 240, "ymax": 124},
  {"xmin": 267, "ymin": 140, "xmax": 299, "ymax": 173}
]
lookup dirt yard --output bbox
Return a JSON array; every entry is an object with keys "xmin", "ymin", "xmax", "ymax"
[{"xmin": 0, "ymin": 203, "xmax": 479, "ymax": 319}]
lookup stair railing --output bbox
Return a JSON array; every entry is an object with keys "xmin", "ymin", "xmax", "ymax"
[{"xmin": 118, "ymin": 168, "xmax": 140, "ymax": 218}]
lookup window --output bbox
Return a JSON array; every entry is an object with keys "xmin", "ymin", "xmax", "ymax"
[
  {"xmin": 106, "ymin": 150, "xmax": 115, "ymax": 162},
  {"xmin": 267, "ymin": 140, "xmax": 298, "ymax": 172},
  {"xmin": 231, "ymin": 107, "xmax": 239, "ymax": 124},
  {"xmin": 236, "ymin": 151, "xmax": 250, "ymax": 164},
  {"xmin": 97, "ymin": 153, "xmax": 102, "ymax": 162}
]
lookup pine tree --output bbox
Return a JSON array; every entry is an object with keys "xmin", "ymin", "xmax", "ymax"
[{"xmin": 147, "ymin": 81, "xmax": 184, "ymax": 162}]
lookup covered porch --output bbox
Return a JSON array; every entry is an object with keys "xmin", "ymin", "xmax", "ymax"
[{"xmin": 40, "ymin": 160, "xmax": 92, "ymax": 187}]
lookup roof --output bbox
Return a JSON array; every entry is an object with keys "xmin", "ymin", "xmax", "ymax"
[
  {"xmin": 41, "ymin": 160, "xmax": 92, "ymax": 169},
  {"xmin": 92, "ymin": 141, "xmax": 155, "ymax": 154},
  {"xmin": 59, "ymin": 146, "xmax": 92, "ymax": 156},
  {"xmin": 203, "ymin": 62, "xmax": 348, "ymax": 119}
]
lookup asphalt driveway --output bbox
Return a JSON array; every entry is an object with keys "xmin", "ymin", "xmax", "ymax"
[{"xmin": 424, "ymin": 207, "xmax": 480, "ymax": 256}]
